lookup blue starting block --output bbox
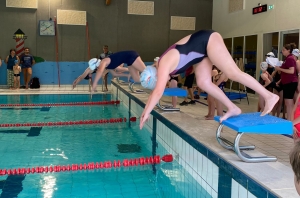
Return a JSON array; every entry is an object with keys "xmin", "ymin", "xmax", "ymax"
[
  {"xmin": 157, "ymin": 88, "xmax": 188, "ymax": 111},
  {"xmin": 214, "ymin": 112, "xmax": 293, "ymax": 163}
]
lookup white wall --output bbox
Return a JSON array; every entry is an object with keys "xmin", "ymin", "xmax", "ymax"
[
  {"xmin": 213, "ymin": 0, "xmax": 300, "ymax": 37},
  {"xmin": 212, "ymin": 0, "xmax": 300, "ymax": 79}
]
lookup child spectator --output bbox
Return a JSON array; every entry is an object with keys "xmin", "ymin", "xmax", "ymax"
[{"xmin": 13, "ymin": 60, "xmax": 21, "ymax": 90}]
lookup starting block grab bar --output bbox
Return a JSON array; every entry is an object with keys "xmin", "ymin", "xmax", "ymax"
[
  {"xmin": 214, "ymin": 113, "xmax": 293, "ymax": 163},
  {"xmin": 157, "ymin": 88, "xmax": 188, "ymax": 111}
]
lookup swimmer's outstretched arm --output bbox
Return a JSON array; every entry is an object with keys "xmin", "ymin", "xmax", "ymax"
[
  {"xmin": 72, "ymin": 68, "xmax": 92, "ymax": 89},
  {"xmin": 140, "ymin": 67, "xmax": 170, "ymax": 129},
  {"xmin": 91, "ymin": 62, "xmax": 107, "ymax": 92}
]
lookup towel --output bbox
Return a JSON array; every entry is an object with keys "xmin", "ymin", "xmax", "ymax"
[{"xmin": 266, "ymin": 57, "xmax": 282, "ymax": 67}]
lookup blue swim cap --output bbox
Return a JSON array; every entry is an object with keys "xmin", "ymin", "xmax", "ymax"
[
  {"xmin": 88, "ymin": 58, "xmax": 101, "ymax": 70},
  {"xmin": 14, "ymin": 60, "xmax": 18, "ymax": 64},
  {"xmin": 140, "ymin": 66, "xmax": 157, "ymax": 90}
]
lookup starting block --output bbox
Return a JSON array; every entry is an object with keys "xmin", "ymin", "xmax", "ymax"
[
  {"xmin": 157, "ymin": 88, "xmax": 187, "ymax": 111},
  {"xmin": 116, "ymin": 78, "xmax": 127, "ymax": 84},
  {"xmin": 128, "ymin": 79, "xmax": 145, "ymax": 94},
  {"xmin": 214, "ymin": 112, "xmax": 293, "ymax": 163}
]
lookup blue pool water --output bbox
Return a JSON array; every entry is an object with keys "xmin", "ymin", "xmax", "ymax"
[{"xmin": 0, "ymin": 94, "xmax": 209, "ymax": 198}]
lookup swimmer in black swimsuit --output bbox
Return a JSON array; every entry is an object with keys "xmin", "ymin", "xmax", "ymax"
[
  {"xmin": 91, "ymin": 51, "xmax": 146, "ymax": 93},
  {"xmin": 73, "ymin": 51, "xmax": 146, "ymax": 91},
  {"xmin": 73, "ymin": 62, "xmax": 129, "ymax": 91},
  {"xmin": 140, "ymin": 30, "xmax": 279, "ymax": 128}
]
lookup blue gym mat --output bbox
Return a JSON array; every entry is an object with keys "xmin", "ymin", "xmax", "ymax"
[
  {"xmin": 198, "ymin": 91, "xmax": 247, "ymax": 100},
  {"xmin": 164, "ymin": 88, "xmax": 187, "ymax": 97}
]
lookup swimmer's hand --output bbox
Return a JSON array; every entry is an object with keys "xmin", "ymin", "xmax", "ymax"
[
  {"xmin": 72, "ymin": 79, "xmax": 78, "ymax": 89},
  {"xmin": 140, "ymin": 112, "xmax": 149, "ymax": 129}
]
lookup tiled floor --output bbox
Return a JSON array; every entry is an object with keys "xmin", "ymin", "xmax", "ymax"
[
  {"xmin": 0, "ymin": 82, "xmax": 297, "ymax": 197},
  {"xmin": 113, "ymin": 81, "xmax": 297, "ymax": 197},
  {"xmin": 158, "ymin": 88, "xmax": 294, "ymax": 167}
]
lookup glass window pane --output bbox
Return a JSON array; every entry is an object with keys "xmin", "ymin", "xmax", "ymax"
[
  {"xmin": 233, "ymin": 37, "xmax": 244, "ymax": 62},
  {"xmin": 245, "ymin": 35, "xmax": 257, "ymax": 94},
  {"xmin": 231, "ymin": 37, "xmax": 244, "ymax": 91},
  {"xmin": 224, "ymin": 38, "xmax": 232, "ymax": 56}
]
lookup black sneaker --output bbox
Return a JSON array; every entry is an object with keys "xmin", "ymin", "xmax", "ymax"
[
  {"xmin": 179, "ymin": 101, "xmax": 189, "ymax": 106},
  {"xmin": 194, "ymin": 95, "xmax": 200, "ymax": 99},
  {"xmin": 188, "ymin": 100, "xmax": 196, "ymax": 105}
]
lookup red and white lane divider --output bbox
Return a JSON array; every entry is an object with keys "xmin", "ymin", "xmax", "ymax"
[
  {"xmin": 0, "ymin": 155, "xmax": 173, "ymax": 176},
  {"xmin": 0, "ymin": 100, "xmax": 120, "ymax": 107},
  {"xmin": 0, "ymin": 117, "xmax": 138, "ymax": 128}
]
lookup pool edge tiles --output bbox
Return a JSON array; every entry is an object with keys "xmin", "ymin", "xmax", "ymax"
[{"xmin": 111, "ymin": 81, "xmax": 290, "ymax": 198}]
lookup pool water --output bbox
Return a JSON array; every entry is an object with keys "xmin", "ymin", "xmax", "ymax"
[
  {"xmin": 0, "ymin": 94, "xmax": 112, "ymax": 104},
  {"xmin": 0, "ymin": 94, "xmax": 209, "ymax": 198}
]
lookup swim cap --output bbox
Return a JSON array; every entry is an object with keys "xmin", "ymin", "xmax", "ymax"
[
  {"xmin": 154, "ymin": 57, "xmax": 160, "ymax": 62},
  {"xmin": 140, "ymin": 66, "xmax": 157, "ymax": 90},
  {"xmin": 265, "ymin": 52, "xmax": 275, "ymax": 58},
  {"xmin": 292, "ymin": 49, "xmax": 300, "ymax": 57},
  {"xmin": 14, "ymin": 60, "xmax": 18, "ymax": 64},
  {"xmin": 88, "ymin": 58, "xmax": 101, "ymax": 70},
  {"xmin": 260, "ymin": 62, "xmax": 268, "ymax": 70}
]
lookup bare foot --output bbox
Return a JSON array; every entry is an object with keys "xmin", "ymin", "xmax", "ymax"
[
  {"xmin": 204, "ymin": 114, "xmax": 211, "ymax": 118},
  {"xmin": 261, "ymin": 94, "xmax": 279, "ymax": 116},
  {"xmin": 219, "ymin": 106, "xmax": 242, "ymax": 123},
  {"xmin": 205, "ymin": 116, "xmax": 214, "ymax": 120}
]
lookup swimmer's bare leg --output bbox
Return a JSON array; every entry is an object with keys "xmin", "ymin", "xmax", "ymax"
[
  {"xmin": 206, "ymin": 32, "xmax": 279, "ymax": 120},
  {"xmin": 194, "ymin": 58, "xmax": 242, "ymax": 123},
  {"xmin": 109, "ymin": 70, "xmax": 131, "ymax": 82}
]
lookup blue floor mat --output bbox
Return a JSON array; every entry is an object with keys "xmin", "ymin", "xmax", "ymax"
[{"xmin": 198, "ymin": 92, "xmax": 247, "ymax": 100}]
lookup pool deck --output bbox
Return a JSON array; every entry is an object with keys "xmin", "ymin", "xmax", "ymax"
[{"xmin": 0, "ymin": 82, "xmax": 298, "ymax": 197}]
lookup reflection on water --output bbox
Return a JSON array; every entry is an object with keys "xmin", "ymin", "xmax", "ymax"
[
  {"xmin": 40, "ymin": 175, "xmax": 57, "ymax": 198},
  {"xmin": 42, "ymin": 148, "xmax": 68, "ymax": 160}
]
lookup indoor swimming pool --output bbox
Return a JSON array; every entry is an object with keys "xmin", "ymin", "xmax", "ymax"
[{"xmin": 0, "ymin": 94, "xmax": 210, "ymax": 198}]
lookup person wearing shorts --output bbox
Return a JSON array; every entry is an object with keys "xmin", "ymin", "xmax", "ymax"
[
  {"xmin": 271, "ymin": 69, "xmax": 284, "ymax": 118},
  {"xmin": 20, "ymin": 47, "xmax": 35, "ymax": 89},
  {"xmin": 180, "ymin": 66, "xmax": 196, "ymax": 106},
  {"xmin": 275, "ymin": 43, "xmax": 298, "ymax": 120}
]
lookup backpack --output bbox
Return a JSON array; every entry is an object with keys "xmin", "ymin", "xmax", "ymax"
[{"xmin": 30, "ymin": 77, "xmax": 40, "ymax": 89}]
